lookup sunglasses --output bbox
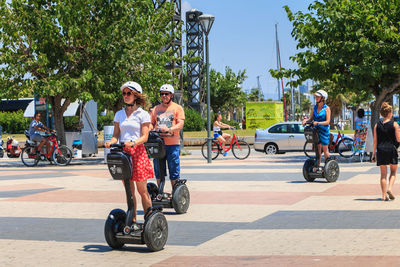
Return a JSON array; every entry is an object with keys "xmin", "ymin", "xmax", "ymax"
[
  {"xmin": 122, "ymin": 91, "xmax": 132, "ymax": 96},
  {"xmin": 160, "ymin": 92, "xmax": 170, "ymax": 96}
]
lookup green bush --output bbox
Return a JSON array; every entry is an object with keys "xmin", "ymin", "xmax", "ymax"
[
  {"xmin": 64, "ymin": 116, "xmax": 81, "ymax": 131},
  {"xmin": 0, "ymin": 110, "xmax": 31, "ymax": 134},
  {"xmin": 183, "ymin": 108, "xmax": 205, "ymax": 131},
  {"xmin": 98, "ymin": 111, "xmax": 115, "ymax": 131}
]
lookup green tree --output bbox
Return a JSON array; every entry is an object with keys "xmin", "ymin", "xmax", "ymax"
[
  {"xmin": 247, "ymin": 87, "xmax": 264, "ymax": 102},
  {"xmin": 301, "ymin": 98, "xmax": 312, "ymax": 115},
  {"xmin": 271, "ymin": 0, "xmax": 400, "ymax": 127},
  {"xmin": 209, "ymin": 66, "xmax": 247, "ymax": 114},
  {"xmin": 0, "ymin": 0, "xmax": 178, "ymax": 142}
]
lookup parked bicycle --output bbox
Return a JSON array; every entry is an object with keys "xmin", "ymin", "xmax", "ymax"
[
  {"xmin": 201, "ymin": 128, "xmax": 251, "ymax": 160},
  {"xmin": 21, "ymin": 130, "xmax": 73, "ymax": 167},
  {"xmin": 304, "ymin": 130, "xmax": 354, "ymax": 158}
]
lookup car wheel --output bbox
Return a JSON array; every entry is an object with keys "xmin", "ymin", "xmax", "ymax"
[{"xmin": 264, "ymin": 143, "xmax": 278, "ymax": 155}]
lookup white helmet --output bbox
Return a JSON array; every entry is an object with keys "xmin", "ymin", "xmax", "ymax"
[
  {"xmin": 120, "ymin": 81, "xmax": 142, "ymax": 94},
  {"xmin": 314, "ymin": 89, "xmax": 328, "ymax": 100},
  {"xmin": 159, "ymin": 84, "xmax": 174, "ymax": 94}
]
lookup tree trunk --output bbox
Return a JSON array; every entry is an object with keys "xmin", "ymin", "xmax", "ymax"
[
  {"xmin": 370, "ymin": 90, "xmax": 389, "ymax": 130},
  {"xmin": 49, "ymin": 95, "xmax": 70, "ymax": 145}
]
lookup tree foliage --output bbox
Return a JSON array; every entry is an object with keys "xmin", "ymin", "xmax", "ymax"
[
  {"xmin": 209, "ymin": 66, "xmax": 247, "ymax": 114},
  {"xmin": 247, "ymin": 87, "xmax": 264, "ymax": 102},
  {"xmin": 270, "ymin": 0, "xmax": 400, "ymax": 126},
  {"xmin": 0, "ymin": 0, "xmax": 179, "ymax": 142}
]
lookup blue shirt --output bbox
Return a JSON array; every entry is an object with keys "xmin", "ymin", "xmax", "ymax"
[{"xmin": 29, "ymin": 120, "xmax": 44, "ymax": 136}]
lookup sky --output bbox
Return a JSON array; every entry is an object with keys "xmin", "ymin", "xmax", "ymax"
[{"xmin": 181, "ymin": 0, "xmax": 315, "ymax": 100}]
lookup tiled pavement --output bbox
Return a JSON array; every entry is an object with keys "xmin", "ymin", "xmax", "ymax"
[{"xmin": 1, "ymin": 150, "xmax": 400, "ymax": 266}]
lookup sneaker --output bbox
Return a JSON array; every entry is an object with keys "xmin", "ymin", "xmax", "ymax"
[{"xmin": 223, "ymin": 152, "xmax": 228, "ymax": 156}]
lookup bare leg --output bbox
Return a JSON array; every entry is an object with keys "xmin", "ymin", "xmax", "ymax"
[
  {"xmin": 317, "ymin": 144, "xmax": 322, "ymax": 167},
  {"xmin": 380, "ymin": 165, "xmax": 388, "ymax": 201},
  {"xmin": 387, "ymin": 164, "xmax": 398, "ymax": 199},
  {"xmin": 322, "ymin": 145, "xmax": 330, "ymax": 161},
  {"xmin": 128, "ymin": 180, "xmax": 137, "ymax": 222},
  {"xmin": 37, "ymin": 139, "xmax": 46, "ymax": 152},
  {"xmin": 45, "ymin": 140, "xmax": 51, "ymax": 156},
  {"xmin": 217, "ymin": 136, "xmax": 226, "ymax": 151},
  {"xmin": 136, "ymin": 180, "xmax": 152, "ymax": 218},
  {"xmin": 222, "ymin": 133, "xmax": 231, "ymax": 145}
]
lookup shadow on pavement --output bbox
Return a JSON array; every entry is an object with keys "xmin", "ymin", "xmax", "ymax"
[{"xmin": 80, "ymin": 244, "xmax": 153, "ymax": 254}]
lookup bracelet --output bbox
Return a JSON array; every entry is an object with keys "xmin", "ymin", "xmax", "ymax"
[{"xmin": 131, "ymin": 140, "xmax": 136, "ymax": 147}]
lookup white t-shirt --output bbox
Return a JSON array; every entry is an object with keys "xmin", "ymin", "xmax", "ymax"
[{"xmin": 114, "ymin": 107, "xmax": 150, "ymax": 142}]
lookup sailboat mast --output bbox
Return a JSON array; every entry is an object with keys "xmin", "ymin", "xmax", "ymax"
[
  {"xmin": 275, "ymin": 24, "xmax": 280, "ymax": 101},
  {"xmin": 275, "ymin": 24, "xmax": 288, "ymax": 121}
]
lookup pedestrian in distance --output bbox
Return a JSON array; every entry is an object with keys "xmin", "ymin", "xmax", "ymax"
[
  {"xmin": 105, "ymin": 81, "xmax": 154, "ymax": 222},
  {"xmin": 302, "ymin": 89, "xmax": 332, "ymax": 171},
  {"xmin": 372, "ymin": 102, "xmax": 400, "ymax": 201},
  {"xmin": 213, "ymin": 113, "xmax": 233, "ymax": 156},
  {"xmin": 151, "ymin": 84, "xmax": 185, "ymax": 188}
]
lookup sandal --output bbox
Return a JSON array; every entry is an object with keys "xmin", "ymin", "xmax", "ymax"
[{"xmin": 387, "ymin": 191, "xmax": 395, "ymax": 200}]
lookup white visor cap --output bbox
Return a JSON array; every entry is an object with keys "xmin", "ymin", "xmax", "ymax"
[
  {"xmin": 120, "ymin": 81, "xmax": 143, "ymax": 94},
  {"xmin": 314, "ymin": 89, "xmax": 328, "ymax": 100}
]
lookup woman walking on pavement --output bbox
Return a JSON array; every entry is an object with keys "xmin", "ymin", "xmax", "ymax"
[{"xmin": 372, "ymin": 102, "xmax": 400, "ymax": 201}]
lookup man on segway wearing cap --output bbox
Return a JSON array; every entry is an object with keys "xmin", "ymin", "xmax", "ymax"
[
  {"xmin": 151, "ymin": 84, "xmax": 185, "ymax": 187},
  {"xmin": 302, "ymin": 89, "xmax": 332, "ymax": 171}
]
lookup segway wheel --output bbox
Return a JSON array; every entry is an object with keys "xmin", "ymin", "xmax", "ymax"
[
  {"xmin": 147, "ymin": 182, "xmax": 158, "ymax": 200},
  {"xmin": 324, "ymin": 160, "xmax": 339, "ymax": 183},
  {"xmin": 303, "ymin": 159, "xmax": 316, "ymax": 182},
  {"xmin": 144, "ymin": 212, "xmax": 168, "ymax": 252},
  {"xmin": 172, "ymin": 184, "xmax": 190, "ymax": 214},
  {"xmin": 0, "ymin": 150, "xmax": 4, "ymax": 158},
  {"xmin": 104, "ymin": 209, "xmax": 126, "ymax": 249}
]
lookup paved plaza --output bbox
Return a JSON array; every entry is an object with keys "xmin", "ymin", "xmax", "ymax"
[{"xmin": 0, "ymin": 149, "xmax": 399, "ymax": 266}]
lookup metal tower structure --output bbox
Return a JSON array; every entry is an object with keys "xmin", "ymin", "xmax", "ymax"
[
  {"xmin": 153, "ymin": 0, "xmax": 183, "ymax": 104},
  {"xmin": 186, "ymin": 9, "xmax": 204, "ymax": 113}
]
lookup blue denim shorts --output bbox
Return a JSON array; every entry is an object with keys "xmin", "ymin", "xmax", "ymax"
[{"xmin": 153, "ymin": 145, "xmax": 180, "ymax": 180}]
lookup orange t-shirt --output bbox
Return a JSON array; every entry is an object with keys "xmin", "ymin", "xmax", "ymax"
[{"xmin": 151, "ymin": 102, "xmax": 185, "ymax": 145}]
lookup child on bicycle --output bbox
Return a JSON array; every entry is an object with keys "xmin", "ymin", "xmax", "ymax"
[
  {"xmin": 213, "ymin": 113, "xmax": 233, "ymax": 156},
  {"xmin": 302, "ymin": 90, "xmax": 331, "ymax": 169}
]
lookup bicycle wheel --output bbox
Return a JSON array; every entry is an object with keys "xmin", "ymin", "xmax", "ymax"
[
  {"xmin": 21, "ymin": 146, "xmax": 39, "ymax": 167},
  {"xmin": 338, "ymin": 138, "xmax": 355, "ymax": 158},
  {"xmin": 303, "ymin": 140, "xmax": 316, "ymax": 159},
  {"xmin": 201, "ymin": 140, "xmax": 220, "ymax": 160},
  {"xmin": 53, "ymin": 145, "xmax": 73, "ymax": 166},
  {"xmin": 232, "ymin": 140, "xmax": 251, "ymax": 160}
]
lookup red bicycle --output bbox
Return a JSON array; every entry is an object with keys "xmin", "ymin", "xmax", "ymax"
[
  {"xmin": 303, "ymin": 130, "xmax": 354, "ymax": 158},
  {"xmin": 21, "ymin": 130, "xmax": 73, "ymax": 167},
  {"xmin": 201, "ymin": 129, "xmax": 251, "ymax": 160}
]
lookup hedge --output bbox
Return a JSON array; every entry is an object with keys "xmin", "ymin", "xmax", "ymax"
[
  {"xmin": 0, "ymin": 110, "xmax": 31, "ymax": 134},
  {"xmin": 183, "ymin": 108, "xmax": 205, "ymax": 131}
]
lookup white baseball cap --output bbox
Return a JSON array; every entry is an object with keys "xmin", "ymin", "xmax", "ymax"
[
  {"xmin": 120, "ymin": 81, "xmax": 142, "ymax": 94},
  {"xmin": 159, "ymin": 84, "xmax": 174, "ymax": 94}
]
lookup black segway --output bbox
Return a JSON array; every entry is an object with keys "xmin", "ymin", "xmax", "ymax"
[
  {"xmin": 303, "ymin": 122, "xmax": 340, "ymax": 183},
  {"xmin": 104, "ymin": 143, "xmax": 168, "ymax": 252},
  {"xmin": 145, "ymin": 131, "xmax": 190, "ymax": 214}
]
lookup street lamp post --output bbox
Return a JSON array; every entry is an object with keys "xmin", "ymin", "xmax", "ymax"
[{"xmin": 199, "ymin": 14, "xmax": 215, "ymax": 163}]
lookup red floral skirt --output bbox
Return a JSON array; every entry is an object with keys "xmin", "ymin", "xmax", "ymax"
[{"xmin": 123, "ymin": 144, "xmax": 154, "ymax": 182}]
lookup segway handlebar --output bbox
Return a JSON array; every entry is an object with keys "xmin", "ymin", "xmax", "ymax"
[{"xmin": 110, "ymin": 143, "xmax": 125, "ymax": 148}]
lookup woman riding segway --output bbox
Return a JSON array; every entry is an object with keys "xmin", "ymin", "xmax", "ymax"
[
  {"xmin": 302, "ymin": 90, "xmax": 339, "ymax": 182},
  {"xmin": 302, "ymin": 90, "xmax": 332, "ymax": 171}
]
